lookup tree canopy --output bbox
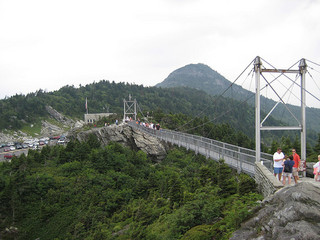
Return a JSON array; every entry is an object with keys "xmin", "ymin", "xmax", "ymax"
[{"xmin": 0, "ymin": 137, "xmax": 262, "ymax": 239}]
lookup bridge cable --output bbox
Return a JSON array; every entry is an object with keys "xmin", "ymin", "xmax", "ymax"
[
  {"xmin": 260, "ymin": 73, "xmax": 301, "ymax": 124},
  {"xmin": 178, "ymin": 57, "xmax": 320, "ymax": 135},
  {"xmin": 173, "ymin": 58, "xmax": 255, "ymax": 131},
  {"xmin": 306, "ymin": 59, "xmax": 320, "ymax": 68},
  {"xmin": 261, "ymin": 58, "xmax": 320, "ymax": 104}
]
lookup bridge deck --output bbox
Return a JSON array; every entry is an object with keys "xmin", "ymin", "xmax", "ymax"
[{"xmin": 128, "ymin": 121, "xmax": 274, "ymax": 176}]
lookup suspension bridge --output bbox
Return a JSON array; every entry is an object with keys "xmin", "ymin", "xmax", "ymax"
[
  {"xmin": 124, "ymin": 56, "xmax": 320, "ymax": 181},
  {"xmin": 127, "ymin": 120, "xmax": 272, "ymax": 176}
]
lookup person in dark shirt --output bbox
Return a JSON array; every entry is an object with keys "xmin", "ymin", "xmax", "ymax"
[{"xmin": 282, "ymin": 155, "xmax": 295, "ymax": 185}]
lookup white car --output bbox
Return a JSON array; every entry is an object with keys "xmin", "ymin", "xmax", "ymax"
[
  {"xmin": 58, "ymin": 138, "xmax": 66, "ymax": 144},
  {"xmin": 9, "ymin": 146, "xmax": 15, "ymax": 151}
]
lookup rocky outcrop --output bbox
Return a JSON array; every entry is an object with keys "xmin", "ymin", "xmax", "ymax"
[
  {"xmin": 69, "ymin": 124, "xmax": 168, "ymax": 161},
  {"xmin": 45, "ymin": 105, "xmax": 75, "ymax": 127},
  {"xmin": 306, "ymin": 162, "xmax": 317, "ymax": 177},
  {"xmin": 41, "ymin": 121, "xmax": 64, "ymax": 137},
  {"xmin": 230, "ymin": 181, "xmax": 320, "ymax": 240}
]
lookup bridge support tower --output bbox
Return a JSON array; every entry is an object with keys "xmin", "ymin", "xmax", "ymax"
[
  {"xmin": 254, "ymin": 56, "xmax": 307, "ymax": 175},
  {"xmin": 123, "ymin": 94, "xmax": 137, "ymax": 121}
]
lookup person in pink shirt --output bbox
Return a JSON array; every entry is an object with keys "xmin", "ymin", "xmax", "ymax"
[{"xmin": 313, "ymin": 155, "xmax": 320, "ymax": 181}]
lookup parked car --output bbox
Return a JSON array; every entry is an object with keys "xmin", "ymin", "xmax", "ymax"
[
  {"xmin": 22, "ymin": 144, "xmax": 29, "ymax": 148},
  {"xmin": 9, "ymin": 146, "xmax": 15, "ymax": 151},
  {"xmin": 32, "ymin": 145, "xmax": 38, "ymax": 150},
  {"xmin": 4, "ymin": 153, "xmax": 14, "ymax": 159},
  {"xmin": 4, "ymin": 147, "xmax": 10, "ymax": 152},
  {"xmin": 15, "ymin": 144, "xmax": 22, "ymax": 149},
  {"xmin": 50, "ymin": 136, "xmax": 60, "ymax": 140}
]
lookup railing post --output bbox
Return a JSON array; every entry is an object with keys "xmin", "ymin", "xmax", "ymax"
[{"xmin": 238, "ymin": 148, "xmax": 242, "ymax": 174}]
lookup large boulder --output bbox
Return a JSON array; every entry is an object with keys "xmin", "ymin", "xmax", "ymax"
[
  {"xmin": 230, "ymin": 181, "xmax": 320, "ymax": 240},
  {"xmin": 69, "ymin": 124, "xmax": 168, "ymax": 161},
  {"xmin": 306, "ymin": 162, "xmax": 317, "ymax": 177}
]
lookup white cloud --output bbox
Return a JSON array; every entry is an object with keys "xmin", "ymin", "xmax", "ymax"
[{"xmin": 0, "ymin": 0, "xmax": 320, "ymax": 108}]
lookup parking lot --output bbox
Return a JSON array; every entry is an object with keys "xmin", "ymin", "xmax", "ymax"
[
  {"xmin": 0, "ymin": 148, "xmax": 29, "ymax": 162},
  {"xmin": 0, "ymin": 138, "xmax": 65, "ymax": 162}
]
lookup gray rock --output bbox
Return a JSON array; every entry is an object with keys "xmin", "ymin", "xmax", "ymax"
[
  {"xmin": 45, "ymin": 105, "xmax": 75, "ymax": 127},
  {"xmin": 230, "ymin": 182, "xmax": 320, "ymax": 240},
  {"xmin": 69, "ymin": 124, "xmax": 168, "ymax": 161},
  {"xmin": 306, "ymin": 162, "xmax": 316, "ymax": 177}
]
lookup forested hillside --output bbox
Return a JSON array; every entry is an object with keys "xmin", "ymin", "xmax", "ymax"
[
  {"xmin": 156, "ymin": 63, "xmax": 320, "ymax": 136},
  {"xmin": 0, "ymin": 80, "xmax": 280, "ymax": 138},
  {"xmin": 0, "ymin": 136, "xmax": 262, "ymax": 239}
]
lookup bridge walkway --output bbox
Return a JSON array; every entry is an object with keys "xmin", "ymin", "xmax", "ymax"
[{"xmin": 128, "ymin": 121, "xmax": 273, "ymax": 176}]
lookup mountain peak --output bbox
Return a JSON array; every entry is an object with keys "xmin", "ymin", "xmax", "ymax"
[{"xmin": 155, "ymin": 63, "xmax": 231, "ymax": 91}]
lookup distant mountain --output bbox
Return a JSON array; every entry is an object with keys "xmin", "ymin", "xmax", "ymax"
[
  {"xmin": 156, "ymin": 63, "xmax": 248, "ymax": 98},
  {"xmin": 156, "ymin": 63, "xmax": 320, "ymax": 135}
]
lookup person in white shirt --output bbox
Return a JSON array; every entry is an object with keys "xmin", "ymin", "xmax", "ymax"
[
  {"xmin": 313, "ymin": 155, "xmax": 320, "ymax": 181},
  {"xmin": 273, "ymin": 147, "xmax": 285, "ymax": 181}
]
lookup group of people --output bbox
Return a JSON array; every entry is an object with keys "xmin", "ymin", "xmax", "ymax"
[
  {"xmin": 124, "ymin": 116, "xmax": 161, "ymax": 130},
  {"xmin": 273, "ymin": 147, "xmax": 320, "ymax": 184},
  {"xmin": 273, "ymin": 148, "xmax": 301, "ymax": 185},
  {"xmin": 136, "ymin": 120, "xmax": 161, "ymax": 130}
]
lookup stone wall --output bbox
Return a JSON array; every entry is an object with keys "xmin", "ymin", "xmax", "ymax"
[
  {"xmin": 255, "ymin": 162, "xmax": 283, "ymax": 197},
  {"xmin": 84, "ymin": 113, "xmax": 115, "ymax": 124}
]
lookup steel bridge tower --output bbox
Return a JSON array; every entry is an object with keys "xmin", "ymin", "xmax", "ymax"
[
  {"xmin": 254, "ymin": 56, "xmax": 307, "ymax": 172},
  {"xmin": 123, "ymin": 94, "xmax": 137, "ymax": 121}
]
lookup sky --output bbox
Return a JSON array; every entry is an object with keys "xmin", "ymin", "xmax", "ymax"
[{"xmin": 1, "ymin": 0, "xmax": 320, "ymax": 107}]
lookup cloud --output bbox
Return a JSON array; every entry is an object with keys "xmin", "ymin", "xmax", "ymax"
[{"xmin": 0, "ymin": 0, "xmax": 320, "ymax": 108}]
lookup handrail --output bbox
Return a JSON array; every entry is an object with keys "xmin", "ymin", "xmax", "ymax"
[{"xmin": 127, "ymin": 121, "xmax": 274, "ymax": 175}]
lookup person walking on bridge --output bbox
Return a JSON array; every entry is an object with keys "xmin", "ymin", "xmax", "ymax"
[
  {"xmin": 273, "ymin": 147, "xmax": 285, "ymax": 181},
  {"xmin": 291, "ymin": 148, "xmax": 301, "ymax": 184}
]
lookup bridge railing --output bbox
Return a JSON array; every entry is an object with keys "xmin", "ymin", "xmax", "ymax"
[{"xmin": 127, "ymin": 121, "xmax": 273, "ymax": 176}]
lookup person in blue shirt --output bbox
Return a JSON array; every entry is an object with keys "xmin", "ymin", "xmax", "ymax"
[{"xmin": 282, "ymin": 155, "xmax": 295, "ymax": 185}]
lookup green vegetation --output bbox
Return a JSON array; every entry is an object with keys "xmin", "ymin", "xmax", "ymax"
[
  {"xmin": 0, "ymin": 81, "xmax": 281, "ymax": 139},
  {"xmin": 20, "ymin": 121, "xmax": 42, "ymax": 137},
  {"xmin": 1, "ymin": 79, "xmax": 319, "ymax": 150},
  {"xmin": 0, "ymin": 137, "xmax": 262, "ymax": 239}
]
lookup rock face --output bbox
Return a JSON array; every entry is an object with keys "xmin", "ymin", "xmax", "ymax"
[
  {"xmin": 230, "ymin": 182, "xmax": 320, "ymax": 240},
  {"xmin": 69, "ymin": 124, "xmax": 168, "ymax": 161},
  {"xmin": 41, "ymin": 120, "xmax": 64, "ymax": 137},
  {"xmin": 306, "ymin": 162, "xmax": 317, "ymax": 177},
  {"xmin": 45, "ymin": 106, "xmax": 75, "ymax": 127}
]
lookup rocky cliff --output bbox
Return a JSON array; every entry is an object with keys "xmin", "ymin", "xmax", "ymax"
[
  {"xmin": 69, "ymin": 124, "xmax": 168, "ymax": 161},
  {"xmin": 230, "ymin": 181, "xmax": 320, "ymax": 240}
]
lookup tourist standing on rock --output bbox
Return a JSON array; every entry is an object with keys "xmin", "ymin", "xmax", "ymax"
[
  {"xmin": 273, "ymin": 147, "xmax": 285, "ymax": 181},
  {"xmin": 292, "ymin": 148, "xmax": 301, "ymax": 184},
  {"xmin": 313, "ymin": 155, "xmax": 320, "ymax": 181},
  {"xmin": 282, "ymin": 155, "xmax": 295, "ymax": 185}
]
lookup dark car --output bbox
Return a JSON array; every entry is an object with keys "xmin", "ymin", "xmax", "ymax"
[{"xmin": 16, "ymin": 144, "xmax": 23, "ymax": 149}]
